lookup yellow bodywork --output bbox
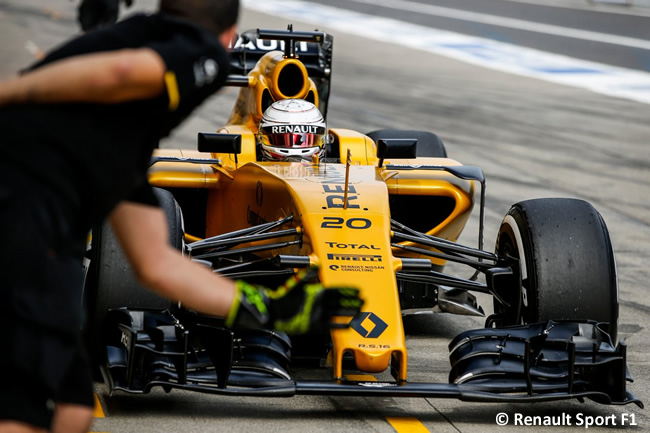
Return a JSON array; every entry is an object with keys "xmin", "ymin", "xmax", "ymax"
[{"xmin": 149, "ymin": 50, "xmax": 475, "ymax": 381}]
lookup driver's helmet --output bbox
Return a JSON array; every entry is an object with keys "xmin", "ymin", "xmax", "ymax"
[{"xmin": 257, "ymin": 99, "xmax": 327, "ymax": 161}]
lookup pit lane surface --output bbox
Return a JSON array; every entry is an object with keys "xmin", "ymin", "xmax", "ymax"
[
  {"xmin": 298, "ymin": 0, "xmax": 650, "ymax": 72},
  {"xmin": 1, "ymin": 1, "xmax": 649, "ymax": 432}
]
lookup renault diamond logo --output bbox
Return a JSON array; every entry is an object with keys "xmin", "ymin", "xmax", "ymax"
[{"xmin": 350, "ymin": 312, "xmax": 388, "ymax": 338}]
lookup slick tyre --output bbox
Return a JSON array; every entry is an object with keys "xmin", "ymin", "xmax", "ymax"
[
  {"xmin": 494, "ymin": 198, "xmax": 618, "ymax": 341},
  {"xmin": 83, "ymin": 188, "xmax": 184, "ymax": 371},
  {"xmin": 366, "ymin": 129, "xmax": 447, "ymax": 157}
]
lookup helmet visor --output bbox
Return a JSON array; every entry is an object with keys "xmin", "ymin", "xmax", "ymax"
[{"xmin": 260, "ymin": 125, "xmax": 326, "ymax": 148}]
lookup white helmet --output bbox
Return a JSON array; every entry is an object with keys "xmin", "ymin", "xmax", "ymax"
[{"xmin": 257, "ymin": 99, "xmax": 327, "ymax": 161}]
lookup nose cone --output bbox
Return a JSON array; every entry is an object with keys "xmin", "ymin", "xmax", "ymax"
[{"xmin": 352, "ymin": 347, "xmax": 394, "ymax": 373}]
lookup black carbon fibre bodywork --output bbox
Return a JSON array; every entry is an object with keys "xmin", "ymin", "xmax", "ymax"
[
  {"xmin": 100, "ymin": 309, "xmax": 642, "ymax": 407},
  {"xmin": 228, "ymin": 28, "xmax": 333, "ymax": 118}
]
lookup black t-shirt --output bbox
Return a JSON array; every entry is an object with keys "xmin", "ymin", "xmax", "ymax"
[{"xmin": 0, "ymin": 13, "xmax": 230, "ymax": 228}]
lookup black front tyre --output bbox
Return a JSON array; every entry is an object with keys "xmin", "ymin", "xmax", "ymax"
[
  {"xmin": 493, "ymin": 198, "xmax": 618, "ymax": 341},
  {"xmin": 82, "ymin": 188, "xmax": 184, "ymax": 371}
]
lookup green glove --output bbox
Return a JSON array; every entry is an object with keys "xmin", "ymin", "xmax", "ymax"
[{"xmin": 225, "ymin": 267, "xmax": 363, "ymax": 334}]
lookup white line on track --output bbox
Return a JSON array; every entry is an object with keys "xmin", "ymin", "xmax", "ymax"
[
  {"xmin": 349, "ymin": 0, "xmax": 650, "ymax": 50},
  {"xmin": 243, "ymin": 0, "xmax": 650, "ymax": 105},
  {"xmin": 503, "ymin": 0, "xmax": 650, "ymax": 17}
]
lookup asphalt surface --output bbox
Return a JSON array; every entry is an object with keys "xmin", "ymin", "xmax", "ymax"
[
  {"xmin": 304, "ymin": 0, "xmax": 650, "ymax": 71},
  {"xmin": 1, "ymin": 1, "xmax": 649, "ymax": 432}
]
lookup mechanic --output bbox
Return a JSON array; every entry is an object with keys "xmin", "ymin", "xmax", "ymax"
[
  {"xmin": 78, "ymin": 0, "xmax": 133, "ymax": 32},
  {"xmin": 256, "ymin": 98, "xmax": 329, "ymax": 161},
  {"xmin": 0, "ymin": 1, "xmax": 362, "ymax": 432}
]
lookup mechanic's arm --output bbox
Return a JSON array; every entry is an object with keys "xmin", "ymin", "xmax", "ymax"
[
  {"xmin": 110, "ymin": 200, "xmax": 363, "ymax": 333},
  {"xmin": 109, "ymin": 201, "xmax": 236, "ymax": 317},
  {"xmin": 0, "ymin": 48, "xmax": 165, "ymax": 107}
]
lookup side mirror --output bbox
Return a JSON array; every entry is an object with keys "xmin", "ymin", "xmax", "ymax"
[
  {"xmin": 198, "ymin": 133, "xmax": 242, "ymax": 154},
  {"xmin": 240, "ymin": 29, "xmax": 257, "ymax": 44},
  {"xmin": 376, "ymin": 138, "xmax": 417, "ymax": 167}
]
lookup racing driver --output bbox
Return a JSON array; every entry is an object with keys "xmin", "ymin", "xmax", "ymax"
[
  {"xmin": 0, "ymin": 1, "xmax": 362, "ymax": 432},
  {"xmin": 257, "ymin": 99, "xmax": 328, "ymax": 162}
]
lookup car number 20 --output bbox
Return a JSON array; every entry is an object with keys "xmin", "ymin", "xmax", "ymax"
[{"xmin": 321, "ymin": 217, "xmax": 372, "ymax": 229}]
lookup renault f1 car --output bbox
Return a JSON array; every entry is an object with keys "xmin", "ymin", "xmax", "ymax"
[{"xmin": 83, "ymin": 27, "xmax": 642, "ymax": 407}]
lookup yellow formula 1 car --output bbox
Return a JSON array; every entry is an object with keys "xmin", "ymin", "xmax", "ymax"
[{"xmin": 84, "ymin": 27, "xmax": 641, "ymax": 407}]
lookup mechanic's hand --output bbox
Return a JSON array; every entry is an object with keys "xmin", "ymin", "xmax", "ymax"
[
  {"xmin": 226, "ymin": 267, "xmax": 363, "ymax": 334},
  {"xmin": 78, "ymin": 0, "xmax": 132, "ymax": 32}
]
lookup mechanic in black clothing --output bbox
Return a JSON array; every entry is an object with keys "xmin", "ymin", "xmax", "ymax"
[
  {"xmin": 0, "ymin": 1, "xmax": 362, "ymax": 432},
  {"xmin": 78, "ymin": 0, "xmax": 133, "ymax": 32}
]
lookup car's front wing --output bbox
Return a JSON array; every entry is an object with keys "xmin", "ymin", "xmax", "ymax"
[{"xmin": 100, "ymin": 309, "xmax": 643, "ymax": 408}]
